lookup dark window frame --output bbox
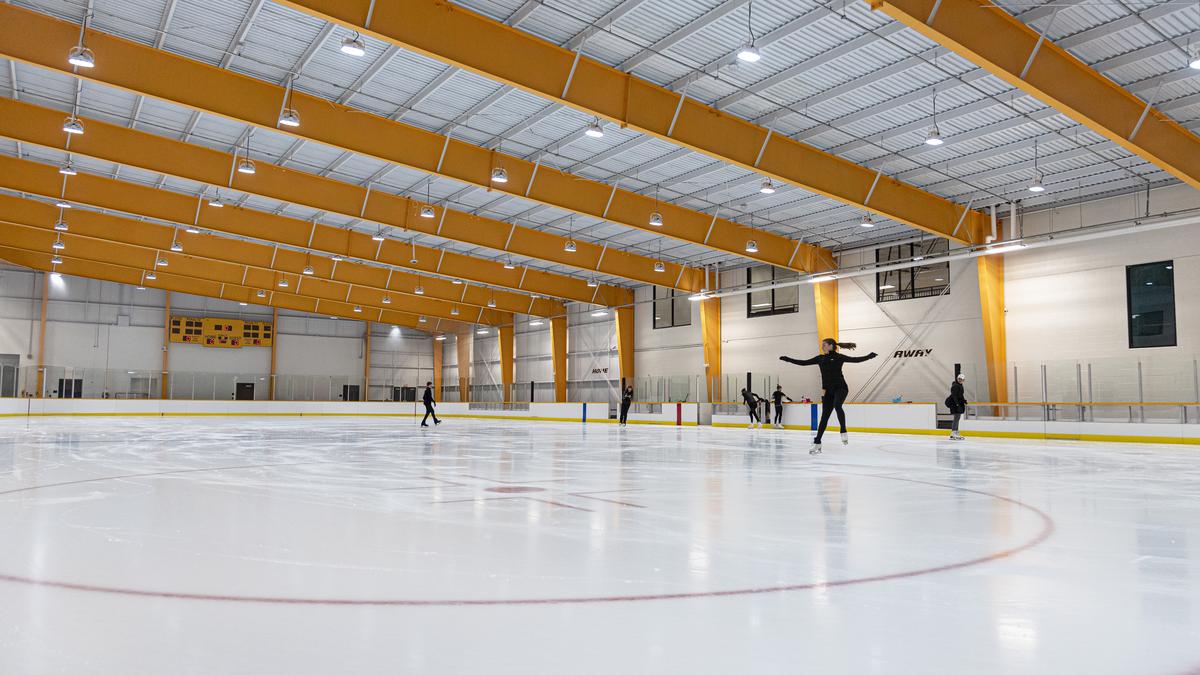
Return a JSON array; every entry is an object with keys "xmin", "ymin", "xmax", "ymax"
[
  {"xmin": 652, "ymin": 285, "xmax": 691, "ymax": 330},
  {"xmin": 1126, "ymin": 260, "xmax": 1177, "ymax": 349},
  {"xmin": 876, "ymin": 240, "xmax": 950, "ymax": 303},
  {"xmin": 746, "ymin": 265, "xmax": 800, "ymax": 318}
]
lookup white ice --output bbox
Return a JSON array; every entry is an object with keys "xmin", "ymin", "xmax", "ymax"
[{"xmin": 0, "ymin": 416, "xmax": 1197, "ymax": 674}]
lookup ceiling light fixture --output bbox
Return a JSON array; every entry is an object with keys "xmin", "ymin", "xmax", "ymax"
[
  {"xmin": 277, "ymin": 277, "xmax": 288, "ymax": 287},
  {"xmin": 491, "ymin": 167, "xmax": 509, "ymax": 183},
  {"xmin": 745, "ymin": 240, "xmax": 759, "ymax": 253},
  {"xmin": 62, "ymin": 116, "xmax": 85, "ymax": 135},
  {"xmin": 58, "ymin": 164, "xmax": 77, "ymax": 176},
  {"xmin": 503, "ymin": 258, "xmax": 515, "ymax": 270},
  {"xmin": 591, "ymin": 309, "xmax": 609, "ymax": 318},
  {"xmin": 435, "ymin": 334, "xmax": 447, "ymax": 341},
  {"xmin": 586, "ymin": 277, "xmax": 598, "ymax": 288},
  {"xmin": 529, "ymin": 319, "xmax": 544, "ymax": 327},
  {"xmin": 585, "ymin": 120, "xmax": 604, "ymax": 138},
  {"xmin": 278, "ymin": 108, "xmax": 301, "ymax": 128},
  {"xmin": 372, "ymin": 230, "xmax": 386, "ymax": 242},
  {"xmin": 353, "ymin": 305, "xmax": 362, "ymax": 313},
  {"xmin": 476, "ymin": 326, "xmax": 489, "ymax": 335},
  {"xmin": 654, "ymin": 260, "xmax": 665, "ymax": 273},
  {"xmin": 237, "ymin": 158, "xmax": 256, "ymax": 174},
  {"xmin": 55, "ymin": 200, "xmax": 72, "ymax": 209},
  {"xmin": 302, "ymin": 265, "xmax": 314, "ymax": 275},
  {"xmin": 51, "ymin": 255, "xmax": 63, "ymax": 266},
  {"xmin": 145, "ymin": 270, "xmax": 156, "ymax": 280},
  {"xmin": 257, "ymin": 289, "xmax": 267, "ymax": 298},
  {"xmin": 925, "ymin": 127, "xmax": 944, "ymax": 146},
  {"xmin": 54, "ymin": 220, "xmax": 68, "ymax": 232},
  {"xmin": 487, "ymin": 298, "xmax": 496, "ymax": 308},
  {"xmin": 156, "ymin": 257, "xmax": 168, "ymax": 267},
  {"xmin": 52, "ymin": 237, "xmax": 65, "ymax": 250},
  {"xmin": 450, "ymin": 307, "xmax": 459, "ymax": 315},
  {"xmin": 382, "ymin": 295, "xmax": 391, "ymax": 304},
  {"xmin": 564, "ymin": 239, "xmax": 577, "ymax": 253},
  {"xmin": 736, "ymin": 2, "xmax": 762, "ymax": 62},
  {"xmin": 185, "ymin": 225, "xmax": 200, "ymax": 234},
  {"xmin": 170, "ymin": 241, "xmax": 183, "ymax": 253},
  {"xmin": 414, "ymin": 285, "xmax": 425, "ymax": 295},
  {"xmin": 1029, "ymin": 139, "xmax": 1046, "ymax": 193},
  {"xmin": 418, "ymin": 315, "xmax": 427, "ymax": 323},
  {"xmin": 419, "ymin": 205, "xmax": 436, "ymax": 218},
  {"xmin": 860, "ymin": 214, "xmax": 874, "ymax": 227},
  {"xmin": 340, "ymin": 33, "xmax": 366, "ymax": 57},
  {"xmin": 649, "ymin": 211, "xmax": 663, "ymax": 226},
  {"xmin": 67, "ymin": 45, "xmax": 95, "ymax": 69},
  {"xmin": 759, "ymin": 179, "xmax": 776, "ymax": 194}
]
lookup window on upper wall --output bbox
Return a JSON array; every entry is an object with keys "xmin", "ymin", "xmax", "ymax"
[
  {"xmin": 747, "ymin": 265, "xmax": 800, "ymax": 317},
  {"xmin": 1127, "ymin": 260, "xmax": 1176, "ymax": 348},
  {"xmin": 653, "ymin": 286, "xmax": 691, "ymax": 329},
  {"xmin": 876, "ymin": 239, "xmax": 950, "ymax": 302}
]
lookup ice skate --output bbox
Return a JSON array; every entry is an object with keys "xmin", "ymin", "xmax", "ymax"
[
  {"xmin": 841, "ymin": 432, "xmax": 849, "ymax": 445},
  {"xmin": 809, "ymin": 443, "xmax": 822, "ymax": 455}
]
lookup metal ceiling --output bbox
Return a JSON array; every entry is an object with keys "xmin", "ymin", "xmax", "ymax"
[{"xmin": 1, "ymin": 0, "xmax": 1196, "ymax": 288}]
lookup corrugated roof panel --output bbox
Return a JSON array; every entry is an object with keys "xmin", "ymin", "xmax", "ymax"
[{"xmin": 159, "ymin": 0, "xmax": 253, "ymax": 67}]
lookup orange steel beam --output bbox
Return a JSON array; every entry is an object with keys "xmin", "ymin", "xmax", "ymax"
[
  {"xmin": 456, "ymin": 334, "xmax": 471, "ymax": 402},
  {"xmin": 0, "ymin": 191, "xmax": 510, "ymax": 326},
  {"xmin": 0, "ymin": 157, "xmax": 537, "ymax": 319},
  {"xmin": 363, "ymin": 321, "xmax": 371, "ymax": 401},
  {"xmin": 432, "ymin": 337, "xmax": 443, "ymax": 400},
  {"xmin": 0, "ymin": 98, "xmax": 650, "ymax": 301},
  {"xmin": 0, "ymin": 5, "xmax": 835, "ymax": 273},
  {"xmin": 162, "ymin": 291, "xmax": 171, "ymax": 399},
  {"xmin": 549, "ymin": 316, "xmax": 567, "ymax": 403},
  {"xmin": 615, "ymin": 306, "xmax": 634, "ymax": 386},
  {"xmin": 269, "ymin": 306, "xmax": 279, "ymax": 401},
  {"xmin": 0, "ymin": 217, "xmax": 506, "ymax": 328},
  {"xmin": 35, "ymin": 271, "xmax": 48, "ymax": 398},
  {"xmin": 812, "ymin": 279, "xmax": 838, "ymax": 346},
  {"xmin": 0, "ymin": 246, "xmax": 460, "ymax": 334},
  {"xmin": 276, "ymin": 0, "xmax": 989, "ymax": 246},
  {"xmin": 872, "ymin": 0, "xmax": 1200, "ymax": 193},
  {"xmin": 499, "ymin": 324, "xmax": 514, "ymax": 403}
]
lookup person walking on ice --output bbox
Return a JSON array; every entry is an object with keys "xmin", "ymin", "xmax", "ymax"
[
  {"xmin": 946, "ymin": 373, "xmax": 968, "ymax": 440},
  {"xmin": 779, "ymin": 339, "xmax": 877, "ymax": 454},
  {"xmin": 771, "ymin": 385, "xmax": 792, "ymax": 429},
  {"xmin": 421, "ymin": 381, "xmax": 441, "ymax": 427}
]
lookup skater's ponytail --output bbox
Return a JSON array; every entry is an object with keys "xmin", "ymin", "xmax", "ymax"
[{"xmin": 822, "ymin": 338, "xmax": 857, "ymax": 352}]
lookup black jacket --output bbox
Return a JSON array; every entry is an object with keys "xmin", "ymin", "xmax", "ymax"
[
  {"xmin": 621, "ymin": 390, "xmax": 633, "ymax": 407},
  {"xmin": 742, "ymin": 391, "xmax": 762, "ymax": 406},
  {"xmin": 946, "ymin": 381, "xmax": 967, "ymax": 414},
  {"xmin": 780, "ymin": 351, "xmax": 877, "ymax": 390},
  {"xmin": 771, "ymin": 391, "xmax": 792, "ymax": 406},
  {"xmin": 423, "ymin": 387, "xmax": 435, "ymax": 406}
]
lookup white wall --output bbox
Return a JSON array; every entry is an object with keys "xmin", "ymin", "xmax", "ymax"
[{"xmin": 0, "ymin": 265, "xmax": 433, "ymax": 400}]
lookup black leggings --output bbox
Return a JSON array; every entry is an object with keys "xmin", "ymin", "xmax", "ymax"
[
  {"xmin": 422, "ymin": 402, "xmax": 439, "ymax": 425},
  {"xmin": 619, "ymin": 401, "xmax": 631, "ymax": 424},
  {"xmin": 746, "ymin": 403, "xmax": 760, "ymax": 423},
  {"xmin": 774, "ymin": 404, "xmax": 783, "ymax": 424},
  {"xmin": 952, "ymin": 413, "xmax": 961, "ymax": 432},
  {"xmin": 815, "ymin": 386, "xmax": 849, "ymax": 443}
]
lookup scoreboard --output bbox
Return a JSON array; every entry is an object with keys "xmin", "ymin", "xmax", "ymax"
[{"xmin": 169, "ymin": 316, "xmax": 273, "ymax": 348}]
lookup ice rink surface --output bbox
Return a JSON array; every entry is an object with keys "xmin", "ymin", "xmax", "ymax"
[{"xmin": 0, "ymin": 416, "xmax": 1196, "ymax": 675}]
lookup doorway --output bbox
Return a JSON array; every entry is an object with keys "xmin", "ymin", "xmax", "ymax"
[
  {"xmin": 341, "ymin": 384, "xmax": 360, "ymax": 402},
  {"xmin": 56, "ymin": 378, "xmax": 83, "ymax": 399},
  {"xmin": 235, "ymin": 382, "xmax": 255, "ymax": 401},
  {"xmin": 0, "ymin": 354, "xmax": 18, "ymax": 397}
]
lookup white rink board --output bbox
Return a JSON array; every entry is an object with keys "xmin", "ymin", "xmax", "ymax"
[{"xmin": 714, "ymin": 403, "xmax": 937, "ymax": 433}]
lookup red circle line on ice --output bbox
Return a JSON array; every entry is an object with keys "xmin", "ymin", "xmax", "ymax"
[{"xmin": 0, "ymin": 464, "xmax": 1055, "ymax": 606}]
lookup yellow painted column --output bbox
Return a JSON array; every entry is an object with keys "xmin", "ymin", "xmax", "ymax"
[
  {"xmin": 35, "ymin": 272, "xmax": 47, "ymax": 398},
  {"xmin": 977, "ymin": 254, "xmax": 1008, "ymax": 405},
  {"xmin": 362, "ymin": 321, "xmax": 371, "ymax": 402},
  {"xmin": 813, "ymin": 278, "xmax": 838, "ymax": 345},
  {"xmin": 432, "ymin": 336, "xmax": 443, "ymax": 399},
  {"xmin": 700, "ymin": 298, "xmax": 721, "ymax": 403},
  {"xmin": 456, "ymin": 333, "xmax": 472, "ymax": 402},
  {"xmin": 615, "ymin": 306, "xmax": 634, "ymax": 386},
  {"xmin": 269, "ymin": 307, "xmax": 278, "ymax": 401},
  {"xmin": 550, "ymin": 316, "xmax": 567, "ymax": 402},
  {"xmin": 499, "ymin": 324, "xmax": 514, "ymax": 402},
  {"xmin": 161, "ymin": 291, "xmax": 170, "ymax": 399}
]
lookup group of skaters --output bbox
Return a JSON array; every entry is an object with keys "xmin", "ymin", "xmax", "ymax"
[
  {"xmin": 737, "ymin": 338, "xmax": 970, "ymax": 454},
  {"xmin": 428, "ymin": 337, "xmax": 973, "ymax": 446}
]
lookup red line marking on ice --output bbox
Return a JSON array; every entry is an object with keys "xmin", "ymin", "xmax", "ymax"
[{"xmin": 0, "ymin": 467, "xmax": 1055, "ymax": 606}]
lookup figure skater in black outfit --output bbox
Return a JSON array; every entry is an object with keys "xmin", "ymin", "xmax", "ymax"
[
  {"xmin": 619, "ymin": 385, "xmax": 634, "ymax": 426},
  {"xmin": 741, "ymin": 387, "xmax": 765, "ymax": 428},
  {"xmin": 946, "ymin": 373, "xmax": 967, "ymax": 440},
  {"xmin": 771, "ymin": 385, "xmax": 793, "ymax": 428},
  {"xmin": 780, "ymin": 339, "xmax": 877, "ymax": 454},
  {"xmin": 421, "ymin": 381, "xmax": 441, "ymax": 427}
]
